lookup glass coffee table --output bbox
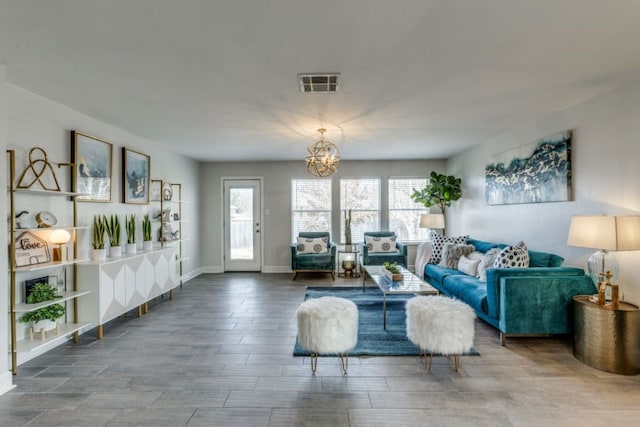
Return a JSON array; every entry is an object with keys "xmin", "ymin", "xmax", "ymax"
[{"xmin": 362, "ymin": 265, "xmax": 438, "ymax": 329}]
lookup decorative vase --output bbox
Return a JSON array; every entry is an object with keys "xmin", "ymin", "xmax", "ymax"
[
  {"xmin": 32, "ymin": 319, "xmax": 56, "ymax": 333},
  {"xmin": 92, "ymin": 248, "xmax": 107, "ymax": 262},
  {"xmin": 383, "ymin": 267, "xmax": 403, "ymax": 282},
  {"xmin": 126, "ymin": 243, "xmax": 137, "ymax": 254},
  {"xmin": 143, "ymin": 240, "xmax": 153, "ymax": 251},
  {"xmin": 109, "ymin": 246, "xmax": 122, "ymax": 258}
]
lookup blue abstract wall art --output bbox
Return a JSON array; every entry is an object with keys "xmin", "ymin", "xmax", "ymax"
[{"xmin": 485, "ymin": 130, "xmax": 572, "ymax": 205}]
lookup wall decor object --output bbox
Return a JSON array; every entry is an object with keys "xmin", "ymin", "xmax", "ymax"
[
  {"xmin": 16, "ymin": 147, "xmax": 62, "ymax": 191},
  {"xmin": 14, "ymin": 231, "xmax": 51, "ymax": 267},
  {"xmin": 122, "ymin": 147, "xmax": 150, "ymax": 204},
  {"xmin": 485, "ymin": 130, "xmax": 572, "ymax": 205},
  {"xmin": 71, "ymin": 130, "xmax": 113, "ymax": 202}
]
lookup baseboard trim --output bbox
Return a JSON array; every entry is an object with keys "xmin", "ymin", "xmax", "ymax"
[{"xmin": 0, "ymin": 371, "xmax": 15, "ymax": 396}]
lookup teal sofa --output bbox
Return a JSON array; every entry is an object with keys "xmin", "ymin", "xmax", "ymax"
[{"xmin": 424, "ymin": 237, "xmax": 596, "ymax": 345}]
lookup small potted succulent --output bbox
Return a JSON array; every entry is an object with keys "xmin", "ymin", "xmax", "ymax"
[
  {"xmin": 142, "ymin": 214, "xmax": 153, "ymax": 251},
  {"xmin": 383, "ymin": 261, "xmax": 403, "ymax": 282},
  {"xmin": 105, "ymin": 214, "xmax": 121, "ymax": 257},
  {"xmin": 19, "ymin": 282, "xmax": 65, "ymax": 335},
  {"xmin": 92, "ymin": 215, "xmax": 107, "ymax": 261},
  {"xmin": 125, "ymin": 214, "xmax": 137, "ymax": 254}
]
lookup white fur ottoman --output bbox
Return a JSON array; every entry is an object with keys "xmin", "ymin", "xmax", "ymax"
[
  {"xmin": 406, "ymin": 295, "xmax": 476, "ymax": 372},
  {"xmin": 296, "ymin": 296, "xmax": 358, "ymax": 374}
]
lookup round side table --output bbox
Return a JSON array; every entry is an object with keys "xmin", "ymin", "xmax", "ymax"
[{"xmin": 573, "ymin": 295, "xmax": 640, "ymax": 375}]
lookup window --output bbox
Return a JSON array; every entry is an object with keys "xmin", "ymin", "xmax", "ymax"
[
  {"xmin": 389, "ymin": 178, "xmax": 429, "ymax": 241},
  {"xmin": 291, "ymin": 179, "xmax": 332, "ymax": 241},
  {"xmin": 340, "ymin": 178, "xmax": 380, "ymax": 243}
]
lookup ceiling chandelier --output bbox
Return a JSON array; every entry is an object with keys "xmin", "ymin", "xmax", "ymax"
[{"xmin": 305, "ymin": 128, "xmax": 340, "ymax": 177}]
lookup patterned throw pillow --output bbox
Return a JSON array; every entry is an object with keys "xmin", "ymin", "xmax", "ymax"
[
  {"xmin": 438, "ymin": 243, "xmax": 475, "ymax": 269},
  {"xmin": 476, "ymin": 248, "xmax": 500, "ymax": 282},
  {"xmin": 493, "ymin": 241, "xmax": 530, "ymax": 269},
  {"xmin": 428, "ymin": 230, "xmax": 468, "ymax": 264},
  {"xmin": 296, "ymin": 237, "xmax": 328, "ymax": 254},
  {"xmin": 458, "ymin": 255, "xmax": 481, "ymax": 276},
  {"xmin": 365, "ymin": 235, "xmax": 398, "ymax": 253}
]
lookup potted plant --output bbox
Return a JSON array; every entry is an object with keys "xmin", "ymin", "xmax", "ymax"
[
  {"xmin": 105, "ymin": 214, "xmax": 122, "ymax": 257},
  {"xmin": 19, "ymin": 282, "xmax": 65, "ymax": 335},
  {"xmin": 142, "ymin": 214, "xmax": 153, "ymax": 250},
  {"xmin": 125, "ymin": 214, "xmax": 137, "ymax": 254},
  {"xmin": 92, "ymin": 215, "xmax": 107, "ymax": 261},
  {"xmin": 344, "ymin": 209, "xmax": 353, "ymax": 251},
  {"xmin": 383, "ymin": 261, "xmax": 403, "ymax": 282},
  {"xmin": 410, "ymin": 171, "xmax": 463, "ymax": 234}
]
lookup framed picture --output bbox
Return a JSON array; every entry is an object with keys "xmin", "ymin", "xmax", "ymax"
[
  {"xmin": 122, "ymin": 147, "xmax": 151, "ymax": 204},
  {"xmin": 71, "ymin": 131, "xmax": 113, "ymax": 202}
]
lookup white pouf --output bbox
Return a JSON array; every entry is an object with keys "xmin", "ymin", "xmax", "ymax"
[
  {"xmin": 406, "ymin": 295, "xmax": 476, "ymax": 372},
  {"xmin": 296, "ymin": 296, "xmax": 358, "ymax": 374}
]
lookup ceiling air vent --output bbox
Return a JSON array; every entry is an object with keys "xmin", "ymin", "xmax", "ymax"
[{"xmin": 298, "ymin": 73, "xmax": 341, "ymax": 93}]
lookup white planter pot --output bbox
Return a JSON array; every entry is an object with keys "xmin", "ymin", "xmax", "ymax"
[
  {"xmin": 109, "ymin": 246, "xmax": 122, "ymax": 258},
  {"xmin": 92, "ymin": 248, "xmax": 107, "ymax": 262},
  {"xmin": 143, "ymin": 241, "xmax": 153, "ymax": 251},
  {"xmin": 126, "ymin": 243, "xmax": 137, "ymax": 254},
  {"xmin": 32, "ymin": 319, "xmax": 57, "ymax": 333}
]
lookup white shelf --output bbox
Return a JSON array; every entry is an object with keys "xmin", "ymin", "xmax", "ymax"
[
  {"xmin": 14, "ymin": 258, "xmax": 91, "ymax": 273},
  {"xmin": 15, "ymin": 322, "xmax": 91, "ymax": 353},
  {"xmin": 14, "ymin": 188, "xmax": 89, "ymax": 198},
  {"xmin": 14, "ymin": 291, "xmax": 91, "ymax": 313},
  {"xmin": 12, "ymin": 225, "xmax": 90, "ymax": 232}
]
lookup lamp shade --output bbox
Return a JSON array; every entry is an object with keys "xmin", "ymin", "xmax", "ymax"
[
  {"xmin": 419, "ymin": 213, "xmax": 445, "ymax": 229},
  {"xmin": 567, "ymin": 215, "xmax": 640, "ymax": 251},
  {"xmin": 49, "ymin": 229, "xmax": 71, "ymax": 245}
]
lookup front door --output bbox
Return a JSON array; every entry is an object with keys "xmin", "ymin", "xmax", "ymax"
[{"xmin": 223, "ymin": 179, "xmax": 262, "ymax": 271}]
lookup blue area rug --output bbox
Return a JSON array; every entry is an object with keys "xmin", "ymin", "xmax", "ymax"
[{"xmin": 293, "ymin": 287, "xmax": 480, "ymax": 357}]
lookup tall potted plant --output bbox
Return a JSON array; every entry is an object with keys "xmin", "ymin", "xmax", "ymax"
[
  {"xmin": 106, "ymin": 214, "xmax": 122, "ymax": 258},
  {"xmin": 411, "ymin": 171, "xmax": 463, "ymax": 234},
  {"xmin": 142, "ymin": 214, "xmax": 153, "ymax": 251},
  {"xmin": 92, "ymin": 215, "xmax": 107, "ymax": 261},
  {"xmin": 125, "ymin": 214, "xmax": 137, "ymax": 254},
  {"xmin": 19, "ymin": 282, "xmax": 65, "ymax": 336}
]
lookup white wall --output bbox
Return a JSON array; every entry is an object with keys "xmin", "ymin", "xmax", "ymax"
[
  {"xmin": 0, "ymin": 65, "xmax": 14, "ymax": 394},
  {"xmin": 2, "ymin": 85, "xmax": 200, "ymax": 378},
  {"xmin": 447, "ymin": 78, "xmax": 640, "ymax": 305},
  {"xmin": 199, "ymin": 159, "xmax": 445, "ymax": 272}
]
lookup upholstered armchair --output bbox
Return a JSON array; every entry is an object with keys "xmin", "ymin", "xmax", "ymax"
[
  {"xmin": 291, "ymin": 232, "xmax": 337, "ymax": 280},
  {"xmin": 361, "ymin": 231, "xmax": 407, "ymax": 268}
]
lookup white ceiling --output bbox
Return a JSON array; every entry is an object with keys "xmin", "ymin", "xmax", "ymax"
[{"xmin": 2, "ymin": 0, "xmax": 640, "ymax": 162}]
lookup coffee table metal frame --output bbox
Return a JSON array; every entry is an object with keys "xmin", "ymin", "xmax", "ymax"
[{"xmin": 362, "ymin": 265, "xmax": 438, "ymax": 329}]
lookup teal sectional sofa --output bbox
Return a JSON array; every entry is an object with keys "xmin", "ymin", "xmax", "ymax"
[{"xmin": 424, "ymin": 237, "xmax": 596, "ymax": 345}]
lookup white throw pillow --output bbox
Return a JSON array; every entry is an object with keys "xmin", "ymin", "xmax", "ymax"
[
  {"xmin": 296, "ymin": 236, "xmax": 328, "ymax": 254},
  {"xmin": 365, "ymin": 235, "xmax": 398, "ymax": 253},
  {"xmin": 476, "ymin": 248, "xmax": 500, "ymax": 282},
  {"xmin": 458, "ymin": 255, "xmax": 481, "ymax": 277},
  {"xmin": 493, "ymin": 241, "xmax": 530, "ymax": 269}
]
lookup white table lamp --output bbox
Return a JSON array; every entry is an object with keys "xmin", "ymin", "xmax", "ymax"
[{"xmin": 50, "ymin": 229, "xmax": 71, "ymax": 261}]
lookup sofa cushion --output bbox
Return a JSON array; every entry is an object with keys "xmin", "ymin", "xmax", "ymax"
[
  {"xmin": 296, "ymin": 236, "xmax": 328, "ymax": 254},
  {"xmin": 442, "ymin": 274, "xmax": 488, "ymax": 314},
  {"xmin": 424, "ymin": 264, "xmax": 465, "ymax": 288},
  {"xmin": 429, "ymin": 231, "xmax": 468, "ymax": 264},
  {"xmin": 528, "ymin": 250, "xmax": 564, "ymax": 267},
  {"xmin": 494, "ymin": 241, "xmax": 530, "ymax": 268},
  {"xmin": 438, "ymin": 243, "xmax": 475, "ymax": 269},
  {"xmin": 458, "ymin": 255, "xmax": 481, "ymax": 277},
  {"xmin": 466, "ymin": 238, "xmax": 505, "ymax": 254},
  {"xmin": 365, "ymin": 235, "xmax": 398, "ymax": 253}
]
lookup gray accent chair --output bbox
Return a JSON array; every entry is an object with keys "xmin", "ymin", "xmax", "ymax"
[
  {"xmin": 361, "ymin": 231, "xmax": 408, "ymax": 268},
  {"xmin": 291, "ymin": 232, "xmax": 337, "ymax": 280}
]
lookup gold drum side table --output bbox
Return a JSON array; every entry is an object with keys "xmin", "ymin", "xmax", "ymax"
[{"xmin": 573, "ymin": 295, "xmax": 640, "ymax": 375}]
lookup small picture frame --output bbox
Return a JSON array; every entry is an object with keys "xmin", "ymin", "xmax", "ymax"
[
  {"xmin": 71, "ymin": 131, "xmax": 113, "ymax": 203},
  {"xmin": 122, "ymin": 147, "xmax": 151, "ymax": 204}
]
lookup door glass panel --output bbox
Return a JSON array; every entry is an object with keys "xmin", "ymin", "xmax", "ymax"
[{"xmin": 230, "ymin": 188, "xmax": 254, "ymax": 260}]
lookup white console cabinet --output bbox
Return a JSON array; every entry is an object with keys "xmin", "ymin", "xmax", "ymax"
[{"xmin": 77, "ymin": 247, "xmax": 177, "ymax": 338}]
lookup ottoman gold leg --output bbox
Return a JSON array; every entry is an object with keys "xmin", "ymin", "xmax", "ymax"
[
  {"xmin": 310, "ymin": 353, "xmax": 318, "ymax": 374},
  {"xmin": 339, "ymin": 353, "xmax": 349, "ymax": 375}
]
